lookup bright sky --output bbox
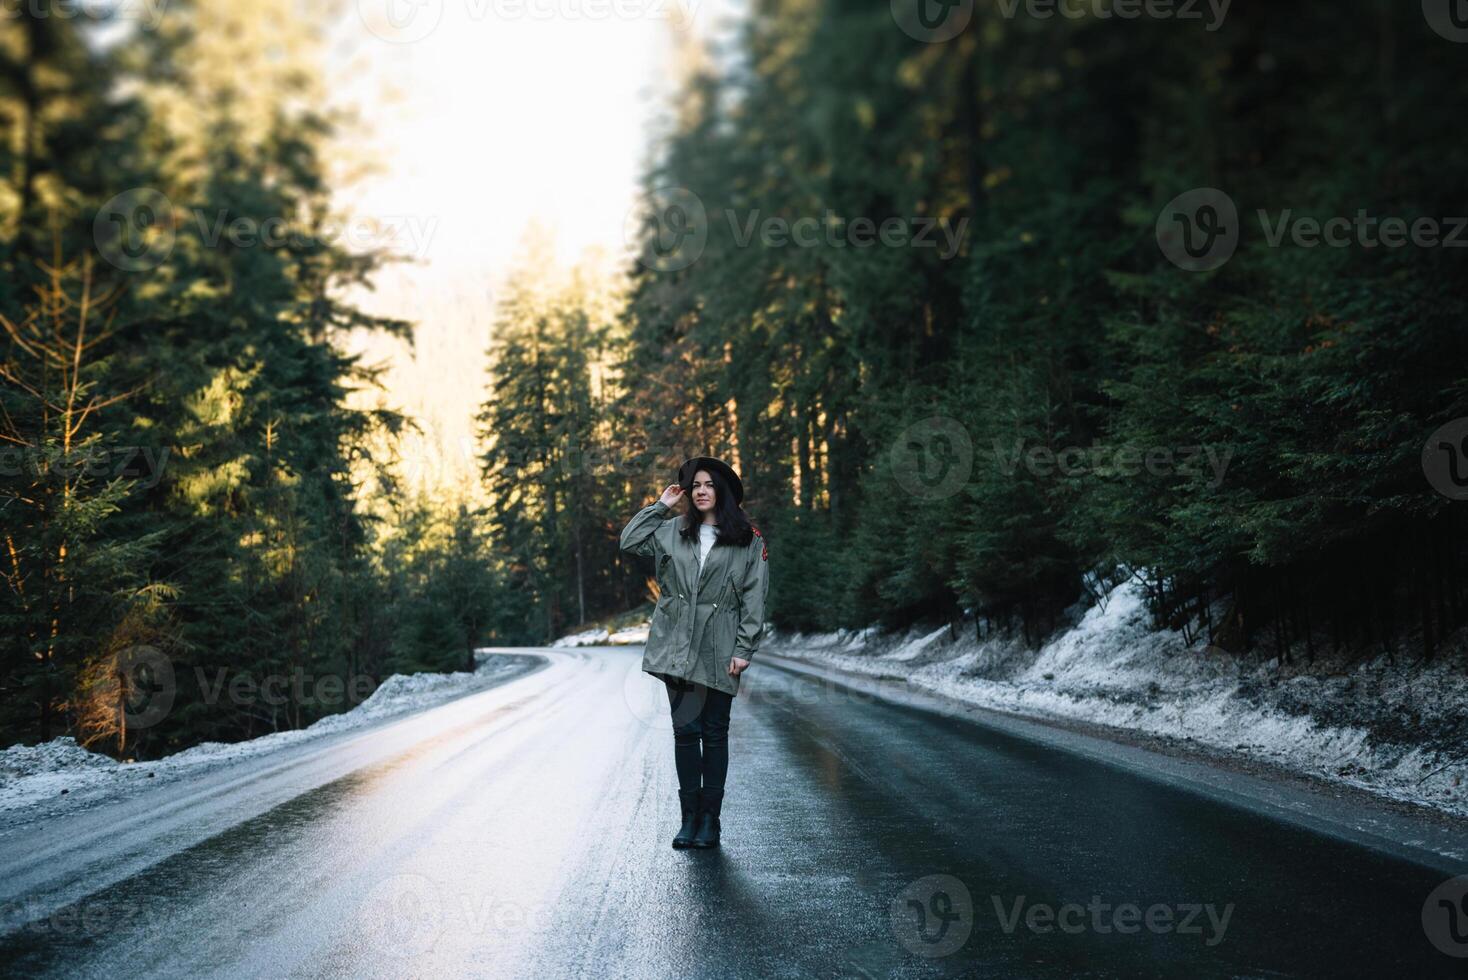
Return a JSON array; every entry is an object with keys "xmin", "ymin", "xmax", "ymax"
[{"xmin": 325, "ymin": 0, "xmax": 743, "ymax": 496}]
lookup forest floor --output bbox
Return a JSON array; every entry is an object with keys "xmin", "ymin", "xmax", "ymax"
[{"xmin": 760, "ymin": 580, "xmax": 1468, "ymax": 820}]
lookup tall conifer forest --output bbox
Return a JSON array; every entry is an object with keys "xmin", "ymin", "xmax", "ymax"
[{"xmin": 4, "ymin": 0, "xmax": 1468, "ymax": 759}]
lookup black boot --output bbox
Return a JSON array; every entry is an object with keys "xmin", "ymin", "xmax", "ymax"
[
  {"xmin": 690, "ymin": 787, "xmax": 723, "ymax": 848},
  {"xmin": 672, "ymin": 789, "xmax": 701, "ymax": 849}
]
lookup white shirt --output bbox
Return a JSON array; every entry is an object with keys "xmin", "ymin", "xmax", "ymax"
[{"xmin": 697, "ymin": 524, "xmax": 718, "ymax": 571}]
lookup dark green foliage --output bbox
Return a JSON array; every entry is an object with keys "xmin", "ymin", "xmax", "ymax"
[
  {"xmin": 607, "ymin": 0, "xmax": 1468, "ymax": 658},
  {"xmin": 8, "ymin": 0, "xmax": 1466, "ymax": 763},
  {"xmin": 0, "ymin": 7, "xmax": 506, "ymax": 756}
]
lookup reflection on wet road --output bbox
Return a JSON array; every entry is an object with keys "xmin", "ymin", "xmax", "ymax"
[{"xmin": 0, "ymin": 647, "xmax": 1461, "ymax": 978}]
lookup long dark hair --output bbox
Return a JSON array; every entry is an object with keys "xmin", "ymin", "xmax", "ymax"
[{"xmin": 676, "ymin": 465, "xmax": 756, "ymax": 547}]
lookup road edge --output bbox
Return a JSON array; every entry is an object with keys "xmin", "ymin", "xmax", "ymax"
[
  {"xmin": 759, "ymin": 650, "xmax": 1468, "ymax": 876},
  {"xmin": 0, "ymin": 651, "xmax": 553, "ymax": 832}
]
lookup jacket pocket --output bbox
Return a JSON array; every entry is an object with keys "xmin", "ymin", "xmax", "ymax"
[{"xmin": 647, "ymin": 597, "xmax": 672, "ymax": 660}]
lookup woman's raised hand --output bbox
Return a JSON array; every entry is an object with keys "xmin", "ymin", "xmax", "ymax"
[{"xmin": 657, "ymin": 483, "xmax": 684, "ymax": 508}]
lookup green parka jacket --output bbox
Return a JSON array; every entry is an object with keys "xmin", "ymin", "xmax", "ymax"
[{"xmin": 618, "ymin": 500, "xmax": 770, "ymax": 697}]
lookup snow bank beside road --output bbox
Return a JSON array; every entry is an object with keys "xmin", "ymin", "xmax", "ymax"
[
  {"xmin": 554, "ymin": 625, "xmax": 648, "ymax": 646},
  {"xmin": 766, "ymin": 581, "xmax": 1468, "ymax": 819},
  {"xmin": 0, "ymin": 652, "xmax": 534, "ymax": 816}
]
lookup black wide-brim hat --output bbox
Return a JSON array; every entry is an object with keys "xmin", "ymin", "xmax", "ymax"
[{"xmin": 678, "ymin": 455, "xmax": 744, "ymax": 506}]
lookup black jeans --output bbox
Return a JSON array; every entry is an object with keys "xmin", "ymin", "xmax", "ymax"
[{"xmin": 663, "ymin": 677, "xmax": 734, "ymax": 794}]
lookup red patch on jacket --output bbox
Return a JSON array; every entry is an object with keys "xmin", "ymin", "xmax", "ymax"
[{"xmin": 751, "ymin": 525, "xmax": 767, "ymax": 561}]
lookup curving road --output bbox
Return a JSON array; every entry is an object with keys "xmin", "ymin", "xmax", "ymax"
[{"xmin": 1, "ymin": 646, "xmax": 1464, "ymax": 978}]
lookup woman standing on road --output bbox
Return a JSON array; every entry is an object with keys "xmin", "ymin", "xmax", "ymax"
[{"xmin": 618, "ymin": 456, "xmax": 770, "ymax": 850}]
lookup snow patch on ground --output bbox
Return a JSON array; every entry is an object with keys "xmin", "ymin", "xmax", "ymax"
[
  {"xmin": 0, "ymin": 652, "xmax": 533, "ymax": 816},
  {"xmin": 888, "ymin": 624, "xmax": 950, "ymax": 663},
  {"xmin": 766, "ymin": 580, "xmax": 1468, "ymax": 818},
  {"xmin": 0, "ymin": 738, "xmax": 114, "ymax": 780},
  {"xmin": 553, "ymin": 625, "xmax": 648, "ymax": 647}
]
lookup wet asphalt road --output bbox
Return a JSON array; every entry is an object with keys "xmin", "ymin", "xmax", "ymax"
[{"xmin": 0, "ymin": 646, "xmax": 1463, "ymax": 979}]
